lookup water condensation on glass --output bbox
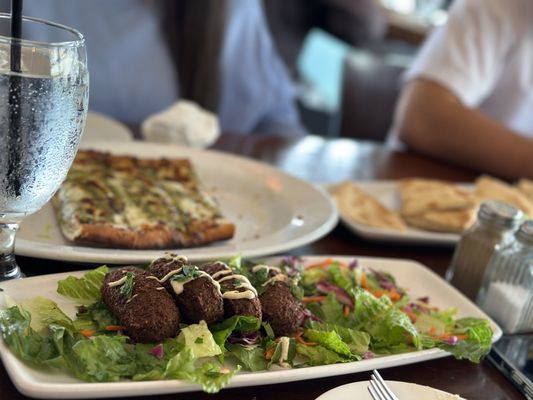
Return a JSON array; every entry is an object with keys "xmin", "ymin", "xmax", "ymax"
[{"xmin": 0, "ymin": 43, "xmax": 88, "ymax": 216}]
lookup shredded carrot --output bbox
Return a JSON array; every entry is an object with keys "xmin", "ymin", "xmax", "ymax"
[
  {"xmin": 360, "ymin": 272, "xmax": 368, "ymax": 289},
  {"xmin": 343, "ymin": 305, "xmax": 350, "ymax": 317},
  {"xmin": 265, "ymin": 346, "xmax": 276, "ymax": 360},
  {"xmin": 387, "ymin": 289, "xmax": 402, "ymax": 302},
  {"xmin": 301, "ymin": 295, "xmax": 326, "ymax": 303},
  {"xmin": 80, "ymin": 330, "xmax": 96, "ymax": 337},
  {"xmin": 405, "ymin": 311, "xmax": 418, "ymax": 323},
  {"xmin": 368, "ymin": 288, "xmax": 385, "ymax": 298},
  {"xmin": 105, "ymin": 325, "xmax": 126, "ymax": 331},
  {"xmin": 295, "ymin": 331, "xmax": 318, "ymax": 346},
  {"xmin": 431, "ymin": 333, "xmax": 468, "ymax": 341},
  {"xmin": 429, "ymin": 326, "xmax": 437, "ymax": 335},
  {"xmin": 305, "ymin": 258, "xmax": 335, "ymax": 270}
]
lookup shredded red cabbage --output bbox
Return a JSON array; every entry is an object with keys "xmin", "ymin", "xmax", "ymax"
[
  {"xmin": 228, "ymin": 331, "xmax": 260, "ymax": 345},
  {"xmin": 442, "ymin": 336, "xmax": 458, "ymax": 345},
  {"xmin": 316, "ymin": 281, "xmax": 354, "ymax": 308}
]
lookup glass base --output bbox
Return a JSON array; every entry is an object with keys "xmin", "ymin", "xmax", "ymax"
[{"xmin": 0, "ymin": 254, "xmax": 24, "ymax": 281}]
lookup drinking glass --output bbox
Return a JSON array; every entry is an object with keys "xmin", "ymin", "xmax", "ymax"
[{"xmin": 0, "ymin": 14, "xmax": 89, "ymax": 280}]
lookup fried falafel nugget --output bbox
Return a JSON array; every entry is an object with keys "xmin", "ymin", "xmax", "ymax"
[
  {"xmin": 149, "ymin": 254, "xmax": 224, "ymax": 324},
  {"xmin": 101, "ymin": 266, "xmax": 180, "ymax": 343},
  {"xmin": 254, "ymin": 265, "xmax": 305, "ymax": 337},
  {"xmin": 201, "ymin": 261, "xmax": 262, "ymax": 321}
]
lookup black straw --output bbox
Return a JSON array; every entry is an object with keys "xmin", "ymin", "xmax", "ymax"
[
  {"xmin": 7, "ymin": 0, "xmax": 23, "ymax": 197},
  {"xmin": 10, "ymin": 0, "xmax": 22, "ymax": 72}
]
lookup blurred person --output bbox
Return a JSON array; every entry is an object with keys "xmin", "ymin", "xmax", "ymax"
[
  {"xmin": 389, "ymin": 0, "xmax": 533, "ymax": 180},
  {"xmin": 9, "ymin": 0, "xmax": 305, "ymax": 137},
  {"xmin": 264, "ymin": 0, "xmax": 387, "ymax": 76}
]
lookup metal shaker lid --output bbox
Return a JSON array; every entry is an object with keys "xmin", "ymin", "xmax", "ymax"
[{"xmin": 477, "ymin": 200, "xmax": 523, "ymax": 228}]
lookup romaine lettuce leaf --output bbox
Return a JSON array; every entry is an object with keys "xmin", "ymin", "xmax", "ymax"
[
  {"xmin": 57, "ymin": 266, "xmax": 108, "ymax": 303},
  {"xmin": 295, "ymin": 344, "xmax": 348, "ymax": 366},
  {"xmin": 0, "ymin": 306, "xmax": 60, "ymax": 364},
  {"xmin": 441, "ymin": 318, "xmax": 494, "ymax": 363},
  {"xmin": 178, "ymin": 321, "xmax": 222, "ymax": 359},
  {"xmin": 18, "ymin": 296, "xmax": 76, "ymax": 333},
  {"xmin": 303, "ymin": 329, "xmax": 353, "ymax": 358},
  {"xmin": 73, "ymin": 300, "xmax": 119, "ymax": 331},
  {"xmin": 210, "ymin": 315, "xmax": 261, "ymax": 349},
  {"xmin": 307, "ymin": 321, "xmax": 369, "ymax": 356},
  {"xmin": 226, "ymin": 344, "xmax": 268, "ymax": 371}
]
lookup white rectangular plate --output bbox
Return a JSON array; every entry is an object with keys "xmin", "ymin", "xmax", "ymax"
[
  {"xmin": 335, "ymin": 181, "xmax": 466, "ymax": 245},
  {"xmin": 0, "ymin": 255, "xmax": 501, "ymax": 399}
]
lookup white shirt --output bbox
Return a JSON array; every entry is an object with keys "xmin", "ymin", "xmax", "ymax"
[
  {"xmin": 15, "ymin": 0, "xmax": 304, "ymax": 136},
  {"xmin": 396, "ymin": 0, "xmax": 533, "ymax": 140}
]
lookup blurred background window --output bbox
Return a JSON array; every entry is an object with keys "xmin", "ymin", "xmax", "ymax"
[{"xmin": 264, "ymin": 0, "xmax": 452, "ymax": 140}]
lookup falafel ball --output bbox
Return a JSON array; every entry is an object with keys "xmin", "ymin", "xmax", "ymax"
[
  {"xmin": 101, "ymin": 266, "xmax": 180, "ymax": 343},
  {"xmin": 202, "ymin": 262, "xmax": 262, "ymax": 321},
  {"xmin": 259, "ymin": 281, "xmax": 305, "ymax": 336},
  {"xmin": 149, "ymin": 256, "xmax": 224, "ymax": 324}
]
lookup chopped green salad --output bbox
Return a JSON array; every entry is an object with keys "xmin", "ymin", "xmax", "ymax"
[{"xmin": 0, "ymin": 256, "xmax": 494, "ymax": 393}]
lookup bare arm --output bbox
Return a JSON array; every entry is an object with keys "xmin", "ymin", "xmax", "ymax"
[{"xmin": 393, "ymin": 78, "xmax": 533, "ymax": 180}]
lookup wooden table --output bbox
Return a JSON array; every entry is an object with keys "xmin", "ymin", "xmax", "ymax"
[{"xmin": 11, "ymin": 133, "xmax": 521, "ymax": 400}]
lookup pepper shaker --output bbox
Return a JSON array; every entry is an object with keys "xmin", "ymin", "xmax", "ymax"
[{"xmin": 445, "ymin": 200, "xmax": 522, "ymax": 301}]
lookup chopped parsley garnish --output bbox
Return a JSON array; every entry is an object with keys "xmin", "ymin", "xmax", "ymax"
[
  {"xmin": 119, "ymin": 272, "xmax": 135, "ymax": 299},
  {"xmin": 195, "ymin": 337, "xmax": 204, "ymax": 344},
  {"xmin": 171, "ymin": 264, "xmax": 203, "ymax": 282}
]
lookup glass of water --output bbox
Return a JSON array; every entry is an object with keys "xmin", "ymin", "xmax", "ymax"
[{"xmin": 0, "ymin": 14, "xmax": 88, "ymax": 280}]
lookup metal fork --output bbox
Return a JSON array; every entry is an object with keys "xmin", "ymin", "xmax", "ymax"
[{"xmin": 367, "ymin": 369, "xmax": 399, "ymax": 400}]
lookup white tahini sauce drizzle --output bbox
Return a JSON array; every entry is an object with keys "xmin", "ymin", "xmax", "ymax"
[
  {"xmin": 159, "ymin": 268, "xmax": 184, "ymax": 283},
  {"xmin": 170, "ymin": 270, "xmax": 221, "ymax": 295},
  {"xmin": 149, "ymin": 253, "xmax": 188, "ymax": 270},
  {"xmin": 251, "ymin": 264, "xmax": 281, "ymax": 274},
  {"xmin": 211, "ymin": 268, "xmax": 232, "ymax": 280},
  {"xmin": 262, "ymin": 273, "xmax": 288, "ymax": 286},
  {"xmin": 107, "ymin": 275, "xmax": 128, "ymax": 287},
  {"xmin": 218, "ymin": 274, "xmax": 258, "ymax": 299},
  {"xmin": 278, "ymin": 336, "xmax": 291, "ymax": 368},
  {"xmin": 126, "ymin": 293, "xmax": 138, "ymax": 303}
]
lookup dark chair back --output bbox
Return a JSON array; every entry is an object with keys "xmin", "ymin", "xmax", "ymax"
[{"xmin": 339, "ymin": 49, "xmax": 411, "ymax": 142}]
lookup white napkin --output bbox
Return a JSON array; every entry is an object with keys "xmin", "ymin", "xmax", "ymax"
[{"xmin": 141, "ymin": 100, "xmax": 220, "ymax": 148}]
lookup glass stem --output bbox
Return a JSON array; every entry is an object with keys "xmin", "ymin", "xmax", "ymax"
[{"xmin": 0, "ymin": 222, "xmax": 22, "ymax": 280}]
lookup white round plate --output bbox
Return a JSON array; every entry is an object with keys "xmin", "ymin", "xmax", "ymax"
[
  {"xmin": 16, "ymin": 141, "xmax": 338, "ymax": 264},
  {"xmin": 315, "ymin": 380, "xmax": 465, "ymax": 400},
  {"xmin": 81, "ymin": 111, "xmax": 133, "ymax": 144}
]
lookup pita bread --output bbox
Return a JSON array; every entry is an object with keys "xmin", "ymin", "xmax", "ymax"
[
  {"xmin": 475, "ymin": 175, "xmax": 533, "ymax": 215},
  {"xmin": 402, "ymin": 206, "xmax": 478, "ymax": 233},
  {"xmin": 333, "ymin": 181, "xmax": 406, "ymax": 230},
  {"xmin": 399, "ymin": 178, "xmax": 476, "ymax": 216},
  {"xmin": 516, "ymin": 178, "xmax": 533, "ymax": 204}
]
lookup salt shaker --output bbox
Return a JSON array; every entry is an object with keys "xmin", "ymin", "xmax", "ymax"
[
  {"xmin": 477, "ymin": 220, "xmax": 533, "ymax": 334},
  {"xmin": 445, "ymin": 200, "xmax": 522, "ymax": 301}
]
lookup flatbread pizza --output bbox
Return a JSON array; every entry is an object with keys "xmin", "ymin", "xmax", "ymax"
[{"xmin": 52, "ymin": 150, "xmax": 235, "ymax": 249}]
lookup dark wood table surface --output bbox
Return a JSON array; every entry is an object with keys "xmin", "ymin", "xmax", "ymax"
[{"xmin": 9, "ymin": 133, "xmax": 522, "ymax": 400}]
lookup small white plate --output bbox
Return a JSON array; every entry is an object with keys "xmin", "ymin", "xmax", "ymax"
[
  {"xmin": 0, "ymin": 255, "xmax": 501, "ymax": 399},
  {"xmin": 16, "ymin": 141, "xmax": 338, "ymax": 264},
  {"xmin": 315, "ymin": 380, "xmax": 465, "ymax": 400},
  {"xmin": 81, "ymin": 111, "xmax": 133, "ymax": 144},
  {"xmin": 336, "ymin": 181, "xmax": 463, "ymax": 246}
]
